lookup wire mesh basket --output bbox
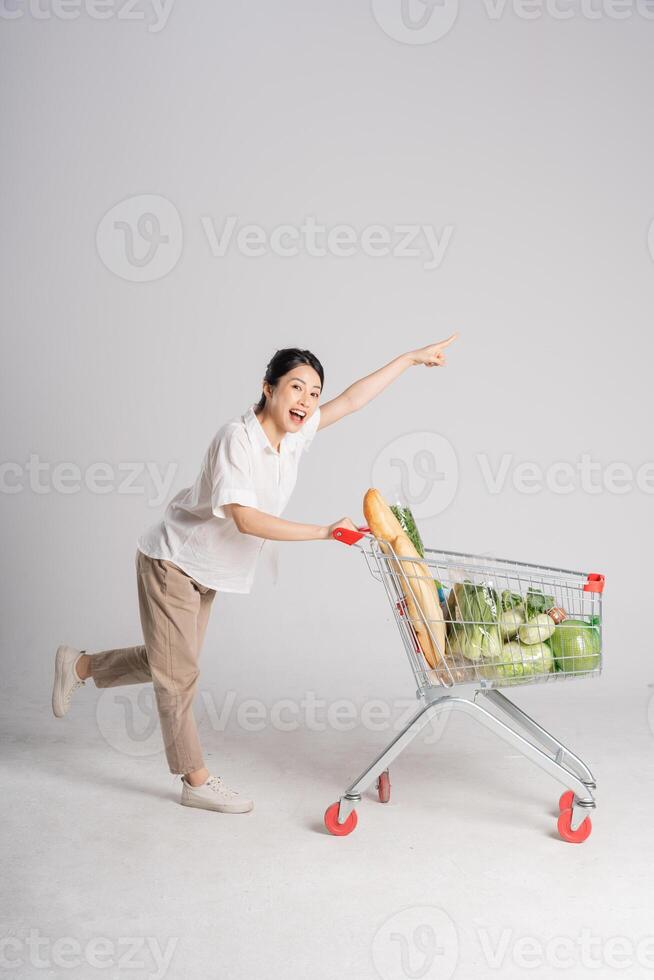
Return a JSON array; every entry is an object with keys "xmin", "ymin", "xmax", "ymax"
[{"xmin": 348, "ymin": 531, "xmax": 604, "ymax": 692}]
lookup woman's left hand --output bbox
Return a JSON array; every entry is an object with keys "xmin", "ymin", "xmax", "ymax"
[{"xmin": 408, "ymin": 333, "xmax": 459, "ymax": 367}]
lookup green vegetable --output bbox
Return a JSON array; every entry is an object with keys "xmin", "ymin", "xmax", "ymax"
[
  {"xmin": 448, "ymin": 622, "xmax": 503, "ymax": 662},
  {"xmin": 390, "ymin": 504, "xmax": 424, "ymax": 558},
  {"xmin": 484, "ymin": 640, "xmax": 554, "ymax": 682},
  {"xmin": 501, "ymin": 590, "xmax": 523, "ymax": 612},
  {"xmin": 390, "ymin": 502, "xmax": 444, "ymax": 593},
  {"xmin": 524, "ymin": 588, "xmax": 555, "ymax": 619},
  {"xmin": 446, "ymin": 581, "xmax": 502, "ymax": 662},
  {"xmin": 447, "ymin": 580, "xmax": 499, "ymax": 622},
  {"xmin": 549, "ymin": 619, "xmax": 600, "ymax": 673},
  {"xmin": 499, "ymin": 607, "xmax": 524, "ymax": 639},
  {"xmin": 519, "ymin": 613, "xmax": 556, "ymax": 645}
]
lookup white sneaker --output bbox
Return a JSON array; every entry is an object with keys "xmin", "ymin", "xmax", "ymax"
[
  {"xmin": 180, "ymin": 773, "xmax": 254, "ymax": 813},
  {"xmin": 52, "ymin": 644, "xmax": 87, "ymax": 717}
]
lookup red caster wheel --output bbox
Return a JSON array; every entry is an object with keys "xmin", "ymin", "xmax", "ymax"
[
  {"xmin": 324, "ymin": 802, "xmax": 358, "ymax": 837},
  {"xmin": 557, "ymin": 807, "xmax": 592, "ymax": 844},
  {"xmin": 559, "ymin": 790, "xmax": 575, "ymax": 812},
  {"xmin": 377, "ymin": 770, "xmax": 391, "ymax": 804}
]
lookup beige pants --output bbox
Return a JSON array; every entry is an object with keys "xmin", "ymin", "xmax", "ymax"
[{"xmin": 88, "ymin": 549, "xmax": 216, "ymax": 774}]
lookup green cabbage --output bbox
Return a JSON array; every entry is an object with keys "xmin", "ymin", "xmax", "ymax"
[
  {"xmin": 518, "ymin": 613, "xmax": 556, "ymax": 645},
  {"xmin": 498, "ymin": 607, "xmax": 524, "ymax": 638},
  {"xmin": 549, "ymin": 620, "xmax": 600, "ymax": 673},
  {"xmin": 485, "ymin": 640, "xmax": 554, "ymax": 682}
]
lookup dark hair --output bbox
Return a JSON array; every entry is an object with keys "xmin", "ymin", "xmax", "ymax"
[{"xmin": 255, "ymin": 348, "xmax": 324, "ymax": 413}]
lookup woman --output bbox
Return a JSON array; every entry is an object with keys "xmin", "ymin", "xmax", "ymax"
[{"xmin": 51, "ymin": 338, "xmax": 457, "ymax": 814}]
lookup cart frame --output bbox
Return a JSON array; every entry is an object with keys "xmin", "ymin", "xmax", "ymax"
[{"xmin": 324, "ymin": 527, "xmax": 604, "ymax": 842}]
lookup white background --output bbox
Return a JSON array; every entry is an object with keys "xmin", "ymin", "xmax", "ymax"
[{"xmin": 3, "ymin": 2, "xmax": 652, "ymax": 700}]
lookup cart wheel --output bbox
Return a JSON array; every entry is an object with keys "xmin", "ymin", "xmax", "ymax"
[
  {"xmin": 377, "ymin": 770, "xmax": 391, "ymax": 804},
  {"xmin": 324, "ymin": 802, "xmax": 358, "ymax": 837},
  {"xmin": 557, "ymin": 807, "xmax": 592, "ymax": 844},
  {"xmin": 559, "ymin": 790, "xmax": 575, "ymax": 812}
]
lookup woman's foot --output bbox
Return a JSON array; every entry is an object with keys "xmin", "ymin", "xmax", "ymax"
[
  {"xmin": 180, "ymin": 773, "xmax": 254, "ymax": 813},
  {"xmin": 75, "ymin": 653, "xmax": 92, "ymax": 679},
  {"xmin": 52, "ymin": 645, "xmax": 87, "ymax": 717},
  {"xmin": 184, "ymin": 766, "xmax": 209, "ymax": 787}
]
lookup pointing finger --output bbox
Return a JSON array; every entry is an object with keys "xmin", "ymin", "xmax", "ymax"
[{"xmin": 435, "ymin": 331, "xmax": 459, "ymax": 349}]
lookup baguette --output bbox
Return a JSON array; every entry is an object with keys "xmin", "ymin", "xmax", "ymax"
[{"xmin": 363, "ymin": 488, "xmax": 445, "ymax": 669}]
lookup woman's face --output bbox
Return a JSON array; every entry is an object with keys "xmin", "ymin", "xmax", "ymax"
[{"xmin": 264, "ymin": 365, "xmax": 322, "ymax": 433}]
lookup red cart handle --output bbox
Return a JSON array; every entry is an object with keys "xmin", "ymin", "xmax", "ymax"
[
  {"xmin": 332, "ymin": 525, "xmax": 370, "ymax": 545},
  {"xmin": 583, "ymin": 573, "xmax": 605, "ymax": 594}
]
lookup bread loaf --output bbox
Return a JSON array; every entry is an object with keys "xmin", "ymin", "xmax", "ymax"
[{"xmin": 363, "ymin": 488, "xmax": 445, "ymax": 669}]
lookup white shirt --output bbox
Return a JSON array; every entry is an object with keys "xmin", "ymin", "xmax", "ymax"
[{"xmin": 137, "ymin": 403, "xmax": 321, "ymax": 593}]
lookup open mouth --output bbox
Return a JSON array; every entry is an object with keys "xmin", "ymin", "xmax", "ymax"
[{"xmin": 289, "ymin": 409, "xmax": 306, "ymax": 424}]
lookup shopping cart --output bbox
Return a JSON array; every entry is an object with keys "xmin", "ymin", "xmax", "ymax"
[{"xmin": 323, "ymin": 526, "xmax": 605, "ymax": 844}]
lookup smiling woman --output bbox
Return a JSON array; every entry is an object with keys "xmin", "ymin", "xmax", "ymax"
[
  {"xmin": 52, "ymin": 337, "xmax": 457, "ymax": 813},
  {"xmin": 254, "ymin": 347, "xmax": 324, "ymax": 446}
]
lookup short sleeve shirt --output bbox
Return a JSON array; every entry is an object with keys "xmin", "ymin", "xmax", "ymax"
[{"xmin": 137, "ymin": 403, "xmax": 321, "ymax": 593}]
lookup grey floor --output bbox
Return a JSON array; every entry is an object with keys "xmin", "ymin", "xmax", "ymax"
[{"xmin": 2, "ymin": 676, "xmax": 652, "ymax": 980}]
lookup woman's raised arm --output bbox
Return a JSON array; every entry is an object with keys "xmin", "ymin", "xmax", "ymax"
[{"xmin": 318, "ymin": 333, "xmax": 458, "ymax": 430}]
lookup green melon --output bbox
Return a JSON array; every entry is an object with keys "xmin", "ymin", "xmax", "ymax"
[{"xmin": 550, "ymin": 619, "xmax": 600, "ymax": 673}]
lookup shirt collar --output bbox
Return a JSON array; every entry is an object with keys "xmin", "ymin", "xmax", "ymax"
[{"xmin": 245, "ymin": 404, "xmax": 287, "ymax": 456}]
